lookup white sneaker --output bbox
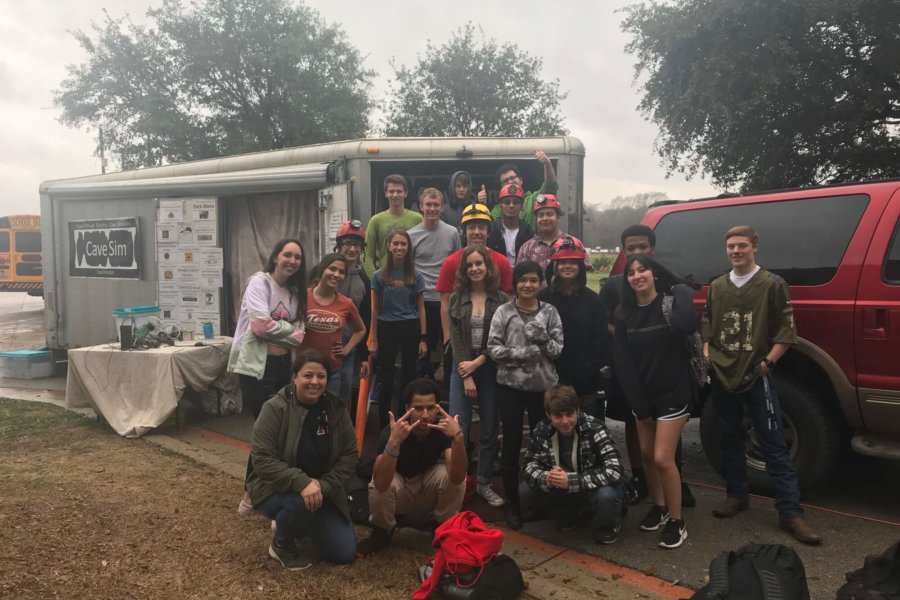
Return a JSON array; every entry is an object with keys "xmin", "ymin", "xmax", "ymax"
[
  {"xmin": 476, "ymin": 483, "xmax": 506, "ymax": 508},
  {"xmin": 237, "ymin": 494, "xmax": 254, "ymax": 516}
]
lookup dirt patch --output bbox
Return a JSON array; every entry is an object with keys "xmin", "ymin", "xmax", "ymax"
[{"xmin": 0, "ymin": 399, "xmax": 435, "ymax": 600}]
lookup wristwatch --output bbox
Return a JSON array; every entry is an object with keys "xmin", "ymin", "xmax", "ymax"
[{"xmin": 763, "ymin": 358, "xmax": 776, "ymax": 370}]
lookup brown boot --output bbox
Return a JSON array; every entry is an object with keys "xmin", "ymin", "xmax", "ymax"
[
  {"xmin": 779, "ymin": 516, "xmax": 823, "ymax": 546},
  {"xmin": 711, "ymin": 497, "xmax": 750, "ymax": 518}
]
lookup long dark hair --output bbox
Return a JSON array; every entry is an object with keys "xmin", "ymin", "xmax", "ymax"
[
  {"xmin": 380, "ymin": 229, "xmax": 417, "ymax": 287},
  {"xmin": 264, "ymin": 238, "xmax": 307, "ymax": 321},
  {"xmin": 454, "ymin": 244, "xmax": 499, "ymax": 294},
  {"xmin": 619, "ymin": 254, "xmax": 699, "ymax": 317}
]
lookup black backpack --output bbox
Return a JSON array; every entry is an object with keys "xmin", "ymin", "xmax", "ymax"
[
  {"xmin": 691, "ymin": 543, "xmax": 810, "ymax": 600},
  {"xmin": 836, "ymin": 539, "xmax": 900, "ymax": 600}
]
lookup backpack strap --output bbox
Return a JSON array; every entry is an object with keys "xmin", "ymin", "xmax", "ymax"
[
  {"xmin": 746, "ymin": 554, "xmax": 785, "ymax": 600},
  {"xmin": 705, "ymin": 551, "xmax": 733, "ymax": 598},
  {"xmin": 661, "ymin": 294, "xmax": 674, "ymax": 330}
]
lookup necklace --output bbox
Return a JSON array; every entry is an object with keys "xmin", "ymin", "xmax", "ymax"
[{"xmin": 515, "ymin": 300, "xmax": 538, "ymax": 314}]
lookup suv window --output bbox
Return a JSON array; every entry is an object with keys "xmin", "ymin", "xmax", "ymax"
[
  {"xmin": 653, "ymin": 194, "xmax": 869, "ymax": 285},
  {"xmin": 884, "ymin": 221, "xmax": 900, "ymax": 283}
]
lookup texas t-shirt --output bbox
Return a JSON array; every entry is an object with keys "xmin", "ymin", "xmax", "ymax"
[{"xmin": 299, "ymin": 290, "xmax": 361, "ymax": 370}]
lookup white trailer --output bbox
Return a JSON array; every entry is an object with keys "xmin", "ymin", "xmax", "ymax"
[{"xmin": 40, "ymin": 136, "xmax": 585, "ymax": 351}]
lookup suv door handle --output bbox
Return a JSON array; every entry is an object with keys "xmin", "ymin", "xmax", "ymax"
[{"xmin": 861, "ymin": 308, "xmax": 888, "ymax": 339}]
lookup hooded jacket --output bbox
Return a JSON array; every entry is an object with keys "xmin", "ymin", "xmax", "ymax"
[
  {"xmin": 248, "ymin": 385, "xmax": 358, "ymax": 520},
  {"xmin": 487, "ymin": 300, "xmax": 563, "ymax": 391},
  {"xmin": 442, "ymin": 170, "xmax": 474, "ymax": 229},
  {"xmin": 487, "ymin": 218, "xmax": 534, "ymax": 265}
]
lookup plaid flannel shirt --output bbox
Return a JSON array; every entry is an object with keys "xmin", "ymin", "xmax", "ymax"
[{"xmin": 523, "ymin": 414, "xmax": 623, "ymax": 493}]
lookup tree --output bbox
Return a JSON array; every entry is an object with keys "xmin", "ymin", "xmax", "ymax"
[
  {"xmin": 56, "ymin": 0, "xmax": 374, "ymax": 170},
  {"xmin": 622, "ymin": 0, "xmax": 900, "ymax": 191},
  {"xmin": 383, "ymin": 23, "xmax": 568, "ymax": 137},
  {"xmin": 582, "ymin": 192, "xmax": 667, "ymax": 249}
]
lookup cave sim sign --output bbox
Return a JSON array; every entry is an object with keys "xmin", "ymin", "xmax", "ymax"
[{"xmin": 68, "ymin": 217, "xmax": 141, "ymax": 279}]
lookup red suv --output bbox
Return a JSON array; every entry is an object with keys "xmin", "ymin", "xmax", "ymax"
[{"xmin": 619, "ymin": 180, "xmax": 900, "ymax": 491}]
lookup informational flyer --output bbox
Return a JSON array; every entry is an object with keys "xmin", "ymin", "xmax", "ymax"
[{"xmin": 156, "ymin": 197, "xmax": 222, "ymax": 336}]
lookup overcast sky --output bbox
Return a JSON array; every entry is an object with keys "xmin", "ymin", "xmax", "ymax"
[{"xmin": 0, "ymin": 0, "xmax": 718, "ymax": 218}]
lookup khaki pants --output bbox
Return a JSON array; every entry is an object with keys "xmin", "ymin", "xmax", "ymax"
[{"xmin": 368, "ymin": 464, "xmax": 466, "ymax": 530}]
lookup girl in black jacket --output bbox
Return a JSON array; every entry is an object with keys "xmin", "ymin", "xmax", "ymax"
[{"xmin": 613, "ymin": 254, "xmax": 699, "ymax": 550}]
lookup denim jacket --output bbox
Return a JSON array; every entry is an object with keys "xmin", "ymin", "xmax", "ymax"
[{"xmin": 449, "ymin": 289, "xmax": 508, "ymax": 363}]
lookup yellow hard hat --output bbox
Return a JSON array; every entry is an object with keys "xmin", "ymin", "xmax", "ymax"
[{"xmin": 460, "ymin": 203, "xmax": 493, "ymax": 226}]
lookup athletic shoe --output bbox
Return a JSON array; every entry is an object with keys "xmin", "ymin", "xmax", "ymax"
[
  {"xmin": 356, "ymin": 526, "xmax": 393, "ymax": 557},
  {"xmin": 268, "ymin": 538, "xmax": 313, "ymax": 570},
  {"xmin": 681, "ymin": 481, "xmax": 696, "ymax": 508},
  {"xmin": 658, "ymin": 518, "xmax": 687, "ymax": 549},
  {"xmin": 594, "ymin": 524, "xmax": 621, "ymax": 545},
  {"xmin": 237, "ymin": 494, "xmax": 254, "ymax": 516},
  {"xmin": 638, "ymin": 505, "xmax": 669, "ymax": 531},
  {"xmin": 476, "ymin": 483, "xmax": 506, "ymax": 508}
]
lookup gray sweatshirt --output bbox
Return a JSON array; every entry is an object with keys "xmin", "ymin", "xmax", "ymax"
[{"xmin": 487, "ymin": 300, "xmax": 563, "ymax": 391}]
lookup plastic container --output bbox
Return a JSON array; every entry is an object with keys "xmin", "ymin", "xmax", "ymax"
[
  {"xmin": 112, "ymin": 305, "xmax": 161, "ymax": 340},
  {"xmin": 201, "ymin": 321, "xmax": 214, "ymax": 339},
  {"xmin": 0, "ymin": 349, "xmax": 54, "ymax": 379}
]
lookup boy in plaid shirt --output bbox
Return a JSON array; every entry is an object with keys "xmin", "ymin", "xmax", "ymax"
[{"xmin": 521, "ymin": 384, "xmax": 625, "ymax": 544}]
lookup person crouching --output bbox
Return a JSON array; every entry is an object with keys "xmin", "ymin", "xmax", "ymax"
[
  {"xmin": 521, "ymin": 384, "xmax": 626, "ymax": 544},
  {"xmin": 357, "ymin": 378, "xmax": 467, "ymax": 556}
]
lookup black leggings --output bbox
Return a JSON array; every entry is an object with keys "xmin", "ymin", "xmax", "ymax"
[
  {"xmin": 376, "ymin": 319, "xmax": 419, "ymax": 430},
  {"xmin": 238, "ymin": 354, "xmax": 293, "ymax": 419},
  {"xmin": 497, "ymin": 384, "xmax": 545, "ymax": 509}
]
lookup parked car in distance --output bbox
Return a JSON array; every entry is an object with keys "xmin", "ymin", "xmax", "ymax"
[{"xmin": 612, "ymin": 179, "xmax": 900, "ymax": 492}]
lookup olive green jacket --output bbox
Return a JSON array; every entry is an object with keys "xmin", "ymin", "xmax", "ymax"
[{"xmin": 248, "ymin": 386, "xmax": 358, "ymax": 520}]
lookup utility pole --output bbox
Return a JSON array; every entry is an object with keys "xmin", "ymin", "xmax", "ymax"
[{"xmin": 98, "ymin": 126, "xmax": 108, "ymax": 174}]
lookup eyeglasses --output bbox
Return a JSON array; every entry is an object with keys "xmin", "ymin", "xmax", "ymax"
[
  {"xmin": 500, "ymin": 174, "xmax": 521, "ymax": 185},
  {"xmin": 500, "ymin": 198, "xmax": 523, "ymax": 205},
  {"xmin": 341, "ymin": 239, "xmax": 362, "ymax": 248}
]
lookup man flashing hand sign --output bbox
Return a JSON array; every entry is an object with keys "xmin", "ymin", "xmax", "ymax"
[{"xmin": 359, "ymin": 379, "xmax": 469, "ymax": 558}]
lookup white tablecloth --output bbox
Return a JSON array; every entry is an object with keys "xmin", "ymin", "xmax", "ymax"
[{"xmin": 65, "ymin": 337, "xmax": 239, "ymax": 438}]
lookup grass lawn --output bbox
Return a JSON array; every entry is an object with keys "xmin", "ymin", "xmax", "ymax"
[{"xmin": 0, "ymin": 399, "xmax": 435, "ymax": 600}]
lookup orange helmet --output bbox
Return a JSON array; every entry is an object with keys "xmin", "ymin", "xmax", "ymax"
[
  {"xmin": 499, "ymin": 183, "xmax": 525, "ymax": 200},
  {"xmin": 550, "ymin": 235, "xmax": 586, "ymax": 262},
  {"xmin": 336, "ymin": 220, "xmax": 365, "ymax": 242},
  {"xmin": 534, "ymin": 193, "xmax": 563, "ymax": 215}
]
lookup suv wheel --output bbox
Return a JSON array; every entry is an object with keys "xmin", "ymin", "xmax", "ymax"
[{"xmin": 699, "ymin": 376, "xmax": 841, "ymax": 492}]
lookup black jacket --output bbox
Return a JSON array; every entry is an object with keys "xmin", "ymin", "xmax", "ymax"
[{"xmin": 487, "ymin": 219, "xmax": 534, "ymax": 264}]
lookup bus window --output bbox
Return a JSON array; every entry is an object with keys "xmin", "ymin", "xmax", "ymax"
[
  {"xmin": 15, "ymin": 231, "xmax": 41, "ymax": 253},
  {"xmin": 0, "ymin": 232, "xmax": 8, "ymax": 253}
]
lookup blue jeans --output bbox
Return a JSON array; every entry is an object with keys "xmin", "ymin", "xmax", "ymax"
[
  {"xmin": 449, "ymin": 363, "xmax": 498, "ymax": 484},
  {"xmin": 519, "ymin": 481, "xmax": 625, "ymax": 533},
  {"xmin": 711, "ymin": 375, "xmax": 803, "ymax": 518},
  {"xmin": 338, "ymin": 347, "xmax": 359, "ymax": 404},
  {"xmin": 256, "ymin": 494, "xmax": 357, "ymax": 564},
  {"xmin": 327, "ymin": 369, "xmax": 342, "ymax": 398}
]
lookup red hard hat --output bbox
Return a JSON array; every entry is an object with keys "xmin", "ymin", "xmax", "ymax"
[
  {"xmin": 336, "ymin": 220, "xmax": 365, "ymax": 241},
  {"xmin": 533, "ymin": 193, "xmax": 563, "ymax": 214},
  {"xmin": 499, "ymin": 183, "xmax": 525, "ymax": 200},
  {"xmin": 550, "ymin": 235, "xmax": 586, "ymax": 262}
]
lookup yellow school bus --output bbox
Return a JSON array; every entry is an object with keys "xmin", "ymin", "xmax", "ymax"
[{"xmin": 0, "ymin": 214, "xmax": 42, "ymax": 295}]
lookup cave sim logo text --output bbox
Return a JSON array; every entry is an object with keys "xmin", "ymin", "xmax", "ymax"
[{"xmin": 68, "ymin": 218, "xmax": 141, "ymax": 279}]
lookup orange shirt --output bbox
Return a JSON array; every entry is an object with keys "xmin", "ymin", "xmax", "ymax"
[{"xmin": 299, "ymin": 290, "xmax": 361, "ymax": 370}]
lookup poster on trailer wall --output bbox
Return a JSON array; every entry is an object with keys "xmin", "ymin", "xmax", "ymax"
[
  {"xmin": 68, "ymin": 217, "xmax": 141, "ymax": 279},
  {"xmin": 155, "ymin": 198, "xmax": 222, "ymax": 336}
]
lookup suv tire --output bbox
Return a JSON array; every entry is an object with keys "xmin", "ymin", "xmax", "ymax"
[{"xmin": 699, "ymin": 376, "xmax": 841, "ymax": 492}]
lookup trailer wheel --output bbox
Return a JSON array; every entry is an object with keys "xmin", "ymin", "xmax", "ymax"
[{"xmin": 699, "ymin": 377, "xmax": 840, "ymax": 492}]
